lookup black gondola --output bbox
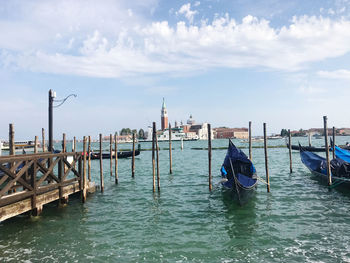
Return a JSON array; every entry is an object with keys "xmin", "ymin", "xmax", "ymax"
[
  {"xmin": 287, "ymin": 142, "xmax": 350, "ymax": 152},
  {"xmin": 220, "ymin": 140, "xmax": 258, "ymax": 205},
  {"xmin": 89, "ymin": 149, "xmax": 140, "ymax": 160}
]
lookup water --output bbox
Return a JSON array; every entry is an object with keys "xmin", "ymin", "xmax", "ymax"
[{"xmin": 1, "ymin": 137, "xmax": 350, "ymax": 262}]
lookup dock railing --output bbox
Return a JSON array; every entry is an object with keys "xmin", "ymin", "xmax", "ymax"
[{"xmin": 0, "ymin": 151, "xmax": 89, "ymax": 221}]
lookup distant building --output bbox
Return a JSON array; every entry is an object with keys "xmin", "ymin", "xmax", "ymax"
[
  {"xmin": 214, "ymin": 128, "xmax": 248, "ymax": 139},
  {"xmin": 187, "ymin": 114, "xmax": 195, "ymax": 125},
  {"xmin": 188, "ymin": 122, "xmax": 213, "ymax": 140},
  {"xmin": 161, "ymin": 98, "xmax": 168, "ymax": 131}
]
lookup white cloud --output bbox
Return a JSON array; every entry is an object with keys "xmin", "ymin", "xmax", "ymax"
[
  {"xmin": 1, "ymin": 1, "xmax": 350, "ymax": 79},
  {"xmin": 298, "ymin": 85, "xmax": 326, "ymax": 94},
  {"xmin": 177, "ymin": 3, "xmax": 197, "ymax": 24},
  {"xmin": 318, "ymin": 69, "xmax": 350, "ymax": 80}
]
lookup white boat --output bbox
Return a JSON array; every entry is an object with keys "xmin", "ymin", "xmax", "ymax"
[{"xmin": 144, "ymin": 127, "xmax": 199, "ymax": 142}]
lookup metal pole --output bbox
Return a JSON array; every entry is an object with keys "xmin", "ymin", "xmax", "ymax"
[{"xmin": 48, "ymin": 90, "xmax": 54, "ymax": 152}]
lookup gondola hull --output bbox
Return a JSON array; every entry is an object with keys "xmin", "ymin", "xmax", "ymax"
[
  {"xmin": 222, "ymin": 178, "xmax": 257, "ymax": 205},
  {"xmin": 221, "ymin": 140, "xmax": 258, "ymax": 205},
  {"xmin": 288, "ymin": 143, "xmax": 350, "ymax": 152},
  {"xmin": 90, "ymin": 150, "xmax": 140, "ymax": 160},
  {"xmin": 299, "ymin": 146, "xmax": 350, "ymax": 189}
]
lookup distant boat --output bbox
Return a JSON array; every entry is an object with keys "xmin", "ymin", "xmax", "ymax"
[
  {"xmin": 241, "ymin": 138, "xmax": 264, "ymax": 143},
  {"xmin": 299, "ymin": 145, "xmax": 350, "ymax": 187},
  {"xmin": 286, "ymin": 142, "xmax": 326, "ymax": 152},
  {"xmin": 286, "ymin": 142, "xmax": 350, "ymax": 152},
  {"xmin": 220, "ymin": 140, "xmax": 258, "ymax": 205},
  {"xmin": 89, "ymin": 150, "xmax": 140, "ymax": 160},
  {"xmin": 0, "ymin": 140, "xmax": 39, "ymax": 151},
  {"xmin": 268, "ymin": 135, "xmax": 283, "ymax": 140}
]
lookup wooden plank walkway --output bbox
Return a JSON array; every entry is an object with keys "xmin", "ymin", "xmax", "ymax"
[{"xmin": 0, "ymin": 151, "xmax": 95, "ymax": 222}]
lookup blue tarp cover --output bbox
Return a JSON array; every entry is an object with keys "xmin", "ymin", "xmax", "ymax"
[
  {"xmin": 335, "ymin": 146, "xmax": 350, "ymax": 163},
  {"xmin": 221, "ymin": 140, "xmax": 257, "ymax": 188}
]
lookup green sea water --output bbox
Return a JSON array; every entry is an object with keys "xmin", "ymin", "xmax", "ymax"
[{"xmin": 1, "ymin": 137, "xmax": 350, "ymax": 262}]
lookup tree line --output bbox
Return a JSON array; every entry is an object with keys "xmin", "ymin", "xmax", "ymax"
[{"xmin": 117, "ymin": 128, "xmax": 146, "ymax": 139}]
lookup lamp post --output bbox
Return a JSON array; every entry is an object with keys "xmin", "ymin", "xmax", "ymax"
[
  {"xmin": 48, "ymin": 89, "xmax": 77, "ymax": 152},
  {"xmin": 48, "ymin": 89, "xmax": 55, "ymax": 152}
]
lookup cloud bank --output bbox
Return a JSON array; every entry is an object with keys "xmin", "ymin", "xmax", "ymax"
[{"xmin": 1, "ymin": 1, "xmax": 350, "ymax": 78}]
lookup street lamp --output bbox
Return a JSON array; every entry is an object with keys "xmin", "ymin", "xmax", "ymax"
[{"xmin": 48, "ymin": 89, "xmax": 77, "ymax": 152}]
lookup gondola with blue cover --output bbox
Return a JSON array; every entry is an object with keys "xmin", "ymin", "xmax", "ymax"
[
  {"xmin": 220, "ymin": 140, "xmax": 258, "ymax": 205},
  {"xmin": 299, "ymin": 144, "xmax": 350, "ymax": 187}
]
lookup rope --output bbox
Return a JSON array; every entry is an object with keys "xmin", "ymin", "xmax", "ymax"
[
  {"xmin": 256, "ymin": 176, "xmax": 270, "ymax": 186},
  {"xmin": 229, "ymin": 158, "xmax": 242, "ymax": 205}
]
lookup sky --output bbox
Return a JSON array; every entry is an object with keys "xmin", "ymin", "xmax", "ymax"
[{"xmin": 1, "ymin": 0, "xmax": 350, "ymax": 140}]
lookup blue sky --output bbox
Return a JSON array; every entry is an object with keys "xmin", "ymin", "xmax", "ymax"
[{"xmin": 1, "ymin": 0, "xmax": 350, "ymax": 140}]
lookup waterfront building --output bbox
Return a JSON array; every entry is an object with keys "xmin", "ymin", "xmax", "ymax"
[
  {"xmin": 214, "ymin": 128, "xmax": 248, "ymax": 139},
  {"xmin": 161, "ymin": 98, "xmax": 168, "ymax": 131}
]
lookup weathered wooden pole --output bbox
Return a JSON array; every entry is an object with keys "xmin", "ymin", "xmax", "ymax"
[
  {"xmin": 114, "ymin": 134, "xmax": 118, "ymax": 184},
  {"xmin": 62, "ymin": 133, "xmax": 66, "ymax": 152},
  {"xmin": 88, "ymin": 136, "xmax": 91, "ymax": 182},
  {"xmin": 332, "ymin": 126, "xmax": 336, "ymax": 160},
  {"xmin": 308, "ymin": 133, "xmax": 312, "ymax": 147},
  {"xmin": 152, "ymin": 122, "xmax": 156, "ymax": 192},
  {"xmin": 288, "ymin": 129, "xmax": 292, "ymax": 173},
  {"xmin": 263, "ymin": 123, "xmax": 270, "ymax": 192},
  {"xmin": 323, "ymin": 116, "xmax": 332, "ymax": 186},
  {"xmin": 42, "ymin": 128, "xmax": 46, "ymax": 152},
  {"xmin": 169, "ymin": 123, "xmax": 173, "ymax": 174},
  {"xmin": 181, "ymin": 137, "xmax": 184, "ymax": 150},
  {"xmin": 110, "ymin": 134, "xmax": 113, "ymax": 177},
  {"xmin": 34, "ymin": 136, "xmax": 38, "ymax": 153},
  {"xmin": 156, "ymin": 127, "xmax": 160, "ymax": 192},
  {"xmin": 9, "ymin": 124, "xmax": 15, "ymax": 156},
  {"xmin": 8, "ymin": 124, "xmax": 15, "ymax": 193},
  {"xmin": 82, "ymin": 136, "xmax": 87, "ymax": 202},
  {"xmin": 73, "ymin": 136, "xmax": 76, "ymax": 170},
  {"xmin": 208, "ymin": 123, "xmax": 212, "ymax": 191},
  {"xmin": 132, "ymin": 132, "xmax": 135, "ymax": 178},
  {"xmin": 249, "ymin": 121, "xmax": 252, "ymax": 161},
  {"xmin": 73, "ymin": 136, "xmax": 76, "ymax": 152},
  {"xmin": 99, "ymin": 133, "xmax": 104, "ymax": 192}
]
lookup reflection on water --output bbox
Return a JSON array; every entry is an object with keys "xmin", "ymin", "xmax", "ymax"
[{"xmin": 1, "ymin": 138, "xmax": 350, "ymax": 262}]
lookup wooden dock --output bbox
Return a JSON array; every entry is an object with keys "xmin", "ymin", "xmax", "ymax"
[{"xmin": 0, "ymin": 151, "xmax": 95, "ymax": 222}]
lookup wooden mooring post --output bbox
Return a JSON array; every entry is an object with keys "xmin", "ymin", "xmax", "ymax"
[
  {"xmin": 263, "ymin": 123, "xmax": 270, "ymax": 192},
  {"xmin": 155, "ymin": 125, "xmax": 160, "ymax": 192},
  {"xmin": 9, "ymin": 124, "xmax": 15, "ymax": 156},
  {"xmin": 88, "ymin": 136, "xmax": 91, "ymax": 182},
  {"xmin": 152, "ymin": 122, "xmax": 156, "ymax": 192},
  {"xmin": 110, "ymin": 134, "xmax": 113, "ymax": 177},
  {"xmin": 332, "ymin": 126, "xmax": 335, "ymax": 160},
  {"xmin": 208, "ymin": 123, "xmax": 212, "ymax": 191},
  {"xmin": 132, "ymin": 133, "xmax": 135, "ymax": 178},
  {"xmin": 82, "ymin": 136, "xmax": 87, "ymax": 202},
  {"xmin": 34, "ymin": 136, "xmax": 38, "ymax": 154},
  {"xmin": 42, "ymin": 128, "xmax": 46, "ymax": 152},
  {"xmin": 288, "ymin": 129, "xmax": 292, "ymax": 173},
  {"xmin": 308, "ymin": 133, "xmax": 312, "ymax": 147},
  {"xmin": 169, "ymin": 123, "xmax": 172, "ymax": 174},
  {"xmin": 114, "ymin": 134, "xmax": 118, "ymax": 184},
  {"xmin": 62, "ymin": 133, "xmax": 66, "ymax": 152},
  {"xmin": 181, "ymin": 138, "xmax": 183, "ymax": 150},
  {"xmin": 323, "ymin": 116, "xmax": 332, "ymax": 186},
  {"xmin": 249, "ymin": 121, "xmax": 252, "ymax": 161},
  {"xmin": 99, "ymin": 133, "xmax": 104, "ymax": 192}
]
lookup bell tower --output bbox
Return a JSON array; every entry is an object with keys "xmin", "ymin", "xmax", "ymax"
[{"xmin": 161, "ymin": 98, "xmax": 168, "ymax": 131}]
